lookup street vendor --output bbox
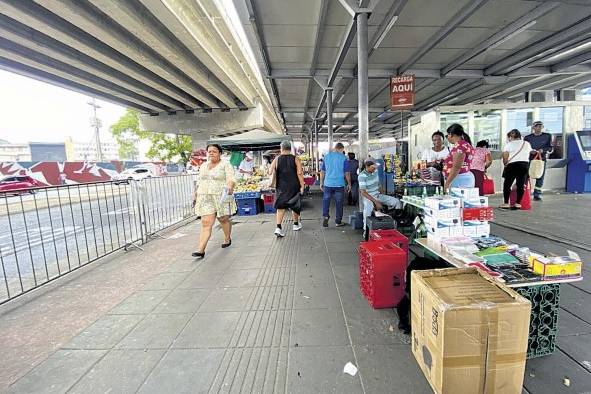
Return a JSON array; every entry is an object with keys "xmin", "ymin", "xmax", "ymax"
[
  {"xmin": 238, "ymin": 151, "xmax": 255, "ymax": 177},
  {"xmin": 358, "ymin": 159, "xmax": 402, "ymax": 235},
  {"xmin": 420, "ymin": 131, "xmax": 449, "ymax": 184}
]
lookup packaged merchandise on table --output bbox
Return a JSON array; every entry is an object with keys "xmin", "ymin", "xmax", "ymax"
[
  {"xmin": 531, "ymin": 255, "xmax": 583, "ymax": 279},
  {"xmin": 462, "ymin": 196, "xmax": 489, "ymax": 208},
  {"xmin": 450, "ymin": 187, "xmax": 480, "ymax": 199},
  {"xmin": 462, "ymin": 207, "xmax": 494, "ymax": 221},
  {"xmin": 424, "ymin": 196, "xmax": 461, "ymax": 211},
  {"xmin": 462, "ymin": 220, "xmax": 491, "ymax": 237}
]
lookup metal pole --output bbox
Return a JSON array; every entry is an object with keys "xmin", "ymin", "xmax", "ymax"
[
  {"xmin": 357, "ymin": 12, "xmax": 369, "ymax": 163},
  {"xmin": 326, "ymin": 87, "xmax": 334, "ymax": 148},
  {"xmin": 313, "ymin": 119, "xmax": 320, "ymax": 172}
]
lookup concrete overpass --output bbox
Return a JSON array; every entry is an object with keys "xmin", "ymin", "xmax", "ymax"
[
  {"xmin": 0, "ymin": 0, "xmax": 283, "ymax": 138},
  {"xmin": 2, "ymin": 0, "xmax": 591, "ymax": 155}
]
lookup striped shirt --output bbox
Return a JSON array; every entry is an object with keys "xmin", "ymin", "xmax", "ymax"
[{"xmin": 358, "ymin": 170, "xmax": 380, "ymax": 197}]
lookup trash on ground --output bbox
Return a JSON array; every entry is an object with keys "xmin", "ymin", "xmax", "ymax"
[
  {"xmin": 167, "ymin": 232, "xmax": 187, "ymax": 239},
  {"xmin": 388, "ymin": 325, "xmax": 394, "ymax": 332},
  {"xmin": 343, "ymin": 362, "xmax": 358, "ymax": 376},
  {"xmin": 563, "ymin": 377, "xmax": 570, "ymax": 387}
]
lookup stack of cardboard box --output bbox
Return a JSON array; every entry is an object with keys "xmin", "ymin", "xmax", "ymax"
[{"xmin": 451, "ymin": 188, "xmax": 491, "ymax": 238}]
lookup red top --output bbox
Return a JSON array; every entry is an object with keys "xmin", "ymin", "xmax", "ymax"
[{"xmin": 443, "ymin": 140, "xmax": 474, "ymax": 177}]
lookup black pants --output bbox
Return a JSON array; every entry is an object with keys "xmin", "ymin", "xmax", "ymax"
[{"xmin": 503, "ymin": 161, "xmax": 529, "ymax": 204}]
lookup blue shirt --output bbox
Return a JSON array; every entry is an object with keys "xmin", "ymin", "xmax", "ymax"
[
  {"xmin": 345, "ymin": 159, "xmax": 359, "ymax": 181},
  {"xmin": 358, "ymin": 170, "xmax": 380, "ymax": 197},
  {"xmin": 321, "ymin": 152, "xmax": 348, "ymax": 187}
]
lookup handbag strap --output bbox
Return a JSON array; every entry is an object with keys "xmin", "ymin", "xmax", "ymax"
[{"xmin": 507, "ymin": 141, "xmax": 526, "ymax": 163}]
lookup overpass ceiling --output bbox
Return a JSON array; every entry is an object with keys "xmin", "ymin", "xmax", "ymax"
[
  {"xmin": 232, "ymin": 0, "xmax": 591, "ymax": 140},
  {"xmin": 0, "ymin": 0, "xmax": 282, "ymax": 132}
]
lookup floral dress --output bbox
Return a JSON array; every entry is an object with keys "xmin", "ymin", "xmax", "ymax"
[
  {"xmin": 443, "ymin": 140, "xmax": 475, "ymax": 178},
  {"xmin": 195, "ymin": 160, "xmax": 237, "ymax": 217}
]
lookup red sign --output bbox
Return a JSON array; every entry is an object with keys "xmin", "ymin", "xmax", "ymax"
[{"xmin": 390, "ymin": 75, "xmax": 415, "ymax": 110}]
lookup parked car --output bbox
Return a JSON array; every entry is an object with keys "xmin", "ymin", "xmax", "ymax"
[
  {"xmin": 113, "ymin": 167, "xmax": 155, "ymax": 184},
  {"xmin": 0, "ymin": 175, "xmax": 43, "ymax": 195}
]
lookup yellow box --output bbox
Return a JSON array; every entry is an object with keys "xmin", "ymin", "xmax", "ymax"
[{"xmin": 532, "ymin": 256, "xmax": 582, "ymax": 278}]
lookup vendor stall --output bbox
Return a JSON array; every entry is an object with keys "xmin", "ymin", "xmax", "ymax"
[
  {"xmin": 397, "ymin": 188, "xmax": 583, "ymax": 359},
  {"xmin": 208, "ymin": 129, "xmax": 292, "ymax": 216}
]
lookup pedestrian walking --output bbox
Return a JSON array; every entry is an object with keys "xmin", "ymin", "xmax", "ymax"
[
  {"xmin": 500, "ymin": 129, "xmax": 532, "ymax": 210},
  {"xmin": 270, "ymin": 141, "xmax": 305, "ymax": 237},
  {"xmin": 470, "ymin": 140, "xmax": 493, "ymax": 196},
  {"xmin": 191, "ymin": 144, "xmax": 236, "ymax": 259},
  {"xmin": 524, "ymin": 121, "xmax": 553, "ymax": 200},
  {"xmin": 346, "ymin": 152, "xmax": 360, "ymax": 206},
  {"xmin": 443, "ymin": 124, "xmax": 475, "ymax": 192},
  {"xmin": 320, "ymin": 143, "xmax": 352, "ymax": 227}
]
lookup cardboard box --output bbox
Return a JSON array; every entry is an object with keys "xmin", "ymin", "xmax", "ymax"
[
  {"xmin": 426, "ymin": 224, "xmax": 463, "ymax": 239},
  {"xmin": 424, "ymin": 207, "xmax": 461, "ymax": 220},
  {"xmin": 532, "ymin": 256, "xmax": 582, "ymax": 278},
  {"xmin": 423, "ymin": 216, "xmax": 462, "ymax": 229},
  {"xmin": 462, "ymin": 197, "xmax": 489, "ymax": 208},
  {"xmin": 463, "ymin": 220, "xmax": 491, "ymax": 237},
  {"xmin": 411, "ymin": 268, "xmax": 531, "ymax": 394},
  {"xmin": 450, "ymin": 187, "xmax": 480, "ymax": 199},
  {"xmin": 425, "ymin": 196, "xmax": 461, "ymax": 211}
]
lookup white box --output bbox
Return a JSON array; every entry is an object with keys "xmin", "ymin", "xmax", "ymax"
[
  {"xmin": 462, "ymin": 196, "xmax": 489, "ymax": 208},
  {"xmin": 423, "ymin": 207, "xmax": 461, "ymax": 220},
  {"xmin": 450, "ymin": 187, "xmax": 480, "ymax": 199},
  {"xmin": 427, "ymin": 223, "xmax": 463, "ymax": 238},
  {"xmin": 424, "ymin": 196, "xmax": 461, "ymax": 211},
  {"xmin": 423, "ymin": 215, "xmax": 462, "ymax": 229},
  {"xmin": 463, "ymin": 220, "xmax": 491, "ymax": 237}
]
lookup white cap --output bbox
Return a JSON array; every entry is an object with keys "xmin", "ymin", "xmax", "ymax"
[{"xmin": 245, "ymin": 151, "xmax": 254, "ymax": 159}]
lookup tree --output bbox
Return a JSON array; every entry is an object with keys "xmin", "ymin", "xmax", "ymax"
[{"xmin": 110, "ymin": 109, "xmax": 192, "ymax": 164}]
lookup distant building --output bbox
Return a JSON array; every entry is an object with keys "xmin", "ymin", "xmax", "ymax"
[
  {"xmin": 0, "ymin": 139, "xmax": 31, "ymax": 162},
  {"xmin": 65, "ymin": 137, "xmax": 120, "ymax": 161},
  {"xmin": 29, "ymin": 142, "xmax": 67, "ymax": 162}
]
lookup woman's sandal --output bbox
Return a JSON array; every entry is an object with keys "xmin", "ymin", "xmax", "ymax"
[
  {"xmin": 221, "ymin": 239, "xmax": 232, "ymax": 248},
  {"xmin": 499, "ymin": 204, "xmax": 511, "ymax": 210},
  {"xmin": 191, "ymin": 251, "xmax": 205, "ymax": 259},
  {"xmin": 511, "ymin": 203, "xmax": 522, "ymax": 210}
]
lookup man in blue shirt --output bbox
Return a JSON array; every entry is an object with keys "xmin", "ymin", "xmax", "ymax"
[
  {"xmin": 320, "ymin": 143, "xmax": 351, "ymax": 227},
  {"xmin": 524, "ymin": 121, "xmax": 553, "ymax": 200},
  {"xmin": 358, "ymin": 159, "xmax": 402, "ymax": 231}
]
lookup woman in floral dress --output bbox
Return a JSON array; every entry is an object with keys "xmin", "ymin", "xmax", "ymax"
[{"xmin": 192, "ymin": 144, "xmax": 236, "ymax": 258}]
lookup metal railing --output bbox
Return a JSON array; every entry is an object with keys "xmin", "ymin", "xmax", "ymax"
[{"xmin": 0, "ymin": 174, "xmax": 197, "ymax": 304}]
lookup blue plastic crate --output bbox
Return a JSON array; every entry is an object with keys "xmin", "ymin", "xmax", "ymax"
[
  {"xmin": 234, "ymin": 191, "xmax": 261, "ymax": 199},
  {"xmin": 264, "ymin": 204, "xmax": 276, "ymax": 213},
  {"xmin": 237, "ymin": 206, "xmax": 258, "ymax": 216}
]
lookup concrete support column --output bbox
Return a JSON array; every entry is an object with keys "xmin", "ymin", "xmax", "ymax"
[
  {"xmin": 313, "ymin": 119, "xmax": 320, "ymax": 172},
  {"xmin": 357, "ymin": 12, "xmax": 369, "ymax": 163},
  {"xmin": 326, "ymin": 87, "xmax": 334, "ymax": 149}
]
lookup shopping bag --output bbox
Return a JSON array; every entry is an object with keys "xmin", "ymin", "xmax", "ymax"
[
  {"xmin": 482, "ymin": 174, "xmax": 495, "ymax": 195},
  {"xmin": 509, "ymin": 180, "xmax": 531, "ymax": 210},
  {"xmin": 529, "ymin": 152, "xmax": 544, "ymax": 179}
]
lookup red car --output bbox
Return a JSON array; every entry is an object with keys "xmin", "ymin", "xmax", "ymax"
[{"xmin": 0, "ymin": 175, "xmax": 43, "ymax": 195}]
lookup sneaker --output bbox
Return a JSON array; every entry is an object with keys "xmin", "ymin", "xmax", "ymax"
[
  {"xmin": 292, "ymin": 223, "xmax": 303, "ymax": 231},
  {"xmin": 533, "ymin": 195, "xmax": 542, "ymax": 201},
  {"xmin": 335, "ymin": 222, "xmax": 346, "ymax": 227},
  {"xmin": 322, "ymin": 217, "xmax": 329, "ymax": 227},
  {"xmin": 274, "ymin": 228, "xmax": 285, "ymax": 237}
]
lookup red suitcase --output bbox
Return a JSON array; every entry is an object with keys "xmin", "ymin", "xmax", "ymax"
[
  {"xmin": 368, "ymin": 229, "xmax": 409, "ymax": 258},
  {"xmin": 358, "ymin": 240, "xmax": 407, "ymax": 309}
]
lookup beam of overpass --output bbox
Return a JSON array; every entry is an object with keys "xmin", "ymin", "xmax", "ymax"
[{"xmin": 0, "ymin": 0, "xmax": 282, "ymax": 133}]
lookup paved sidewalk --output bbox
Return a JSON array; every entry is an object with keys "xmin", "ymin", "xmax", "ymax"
[
  {"xmin": 3, "ymin": 199, "xmax": 431, "ymax": 394},
  {"xmin": 2, "ymin": 195, "xmax": 590, "ymax": 393}
]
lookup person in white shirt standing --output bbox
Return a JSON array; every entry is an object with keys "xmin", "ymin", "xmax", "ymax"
[
  {"xmin": 421, "ymin": 131, "xmax": 449, "ymax": 184},
  {"xmin": 501, "ymin": 129, "xmax": 532, "ymax": 210},
  {"xmin": 238, "ymin": 151, "xmax": 255, "ymax": 178}
]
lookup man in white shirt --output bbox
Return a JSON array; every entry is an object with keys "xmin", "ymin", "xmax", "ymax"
[{"xmin": 238, "ymin": 151, "xmax": 255, "ymax": 177}]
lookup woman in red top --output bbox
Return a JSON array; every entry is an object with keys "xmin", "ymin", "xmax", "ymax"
[{"xmin": 443, "ymin": 124, "xmax": 475, "ymax": 193}]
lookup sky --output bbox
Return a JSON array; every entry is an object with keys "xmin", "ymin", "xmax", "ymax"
[{"xmin": 0, "ymin": 69, "xmax": 127, "ymax": 145}]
